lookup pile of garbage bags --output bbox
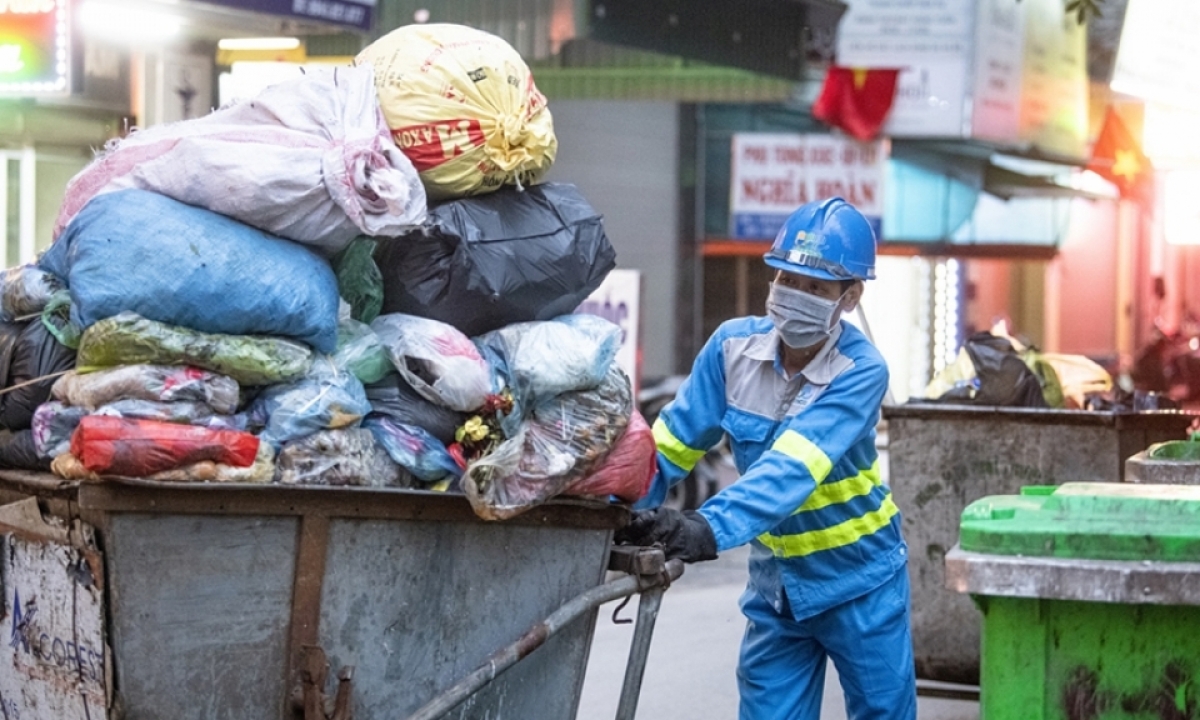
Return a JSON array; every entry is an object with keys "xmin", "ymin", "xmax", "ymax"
[
  {"xmin": 0, "ymin": 23, "xmax": 653, "ymax": 519},
  {"xmin": 919, "ymin": 321, "xmax": 1116, "ymax": 410}
]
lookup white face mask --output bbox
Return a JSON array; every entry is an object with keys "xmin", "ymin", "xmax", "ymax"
[{"xmin": 766, "ymin": 282, "xmax": 844, "ymax": 349}]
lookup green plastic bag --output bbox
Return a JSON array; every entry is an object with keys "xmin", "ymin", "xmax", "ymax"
[
  {"xmin": 77, "ymin": 312, "xmax": 313, "ymax": 386},
  {"xmin": 333, "ymin": 236, "xmax": 384, "ymax": 324},
  {"xmin": 333, "ymin": 319, "xmax": 393, "ymax": 384}
]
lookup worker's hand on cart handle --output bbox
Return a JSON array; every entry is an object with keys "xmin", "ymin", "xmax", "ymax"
[{"xmin": 614, "ymin": 507, "xmax": 718, "ymax": 563}]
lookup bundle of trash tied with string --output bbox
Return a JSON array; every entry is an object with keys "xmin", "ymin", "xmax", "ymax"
[{"xmin": 0, "ymin": 23, "xmax": 654, "ymax": 520}]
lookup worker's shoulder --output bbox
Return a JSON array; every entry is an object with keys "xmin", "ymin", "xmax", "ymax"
[
  {"xmin": 835, "ymin": 322, "xmax": 888, "ymax": 374},
  {"xmin": 712, "ymin": 315, "xmax": 773, "ymax": 341}
]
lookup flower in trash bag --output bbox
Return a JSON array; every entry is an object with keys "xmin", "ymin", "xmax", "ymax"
[
  {"xmin": 454, "ymin": 391, "xmax": 515, "ymax": 464},
  {"xmin": 457, "ymin": 416, "xmax": 490, "ymax": 444}
]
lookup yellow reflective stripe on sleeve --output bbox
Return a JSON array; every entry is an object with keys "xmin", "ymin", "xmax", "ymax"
[
  {"xmin": 771, "ymin": 429, "xmax": 833, "ymax": 484},
  {"xmin": 652, "ymin": 416, "xmax": 706, "ymax": 472},
  {"xmin": 758, "ymin": 493, "xmax": 900, "ymax": 558},
  {"xmin": 796, "ymin": 460, "xmax": 882, "ymax": 513}
]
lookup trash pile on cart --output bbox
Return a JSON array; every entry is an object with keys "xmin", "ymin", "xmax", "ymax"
[{"xmin": 0, "ymin": 23, "xmax": 655, "ymax": 520}]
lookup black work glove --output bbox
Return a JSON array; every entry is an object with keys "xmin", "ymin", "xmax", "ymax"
[{"xmin": 614, "ymin": 507, "xmax": 718, "ymax": 563}]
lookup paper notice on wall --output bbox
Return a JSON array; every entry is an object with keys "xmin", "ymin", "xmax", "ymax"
[
  {"xmin": 0, "ymin": 500, "xmax": 108, "ymax": 720},
  {"xmin": 835, "ymin": 0, "xmax": 973, "ymax": 137}
]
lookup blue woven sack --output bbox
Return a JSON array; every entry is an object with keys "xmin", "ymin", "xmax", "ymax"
[{"xmin": 40, "ymin": 189, "xmax": 340, "ymax": 353}]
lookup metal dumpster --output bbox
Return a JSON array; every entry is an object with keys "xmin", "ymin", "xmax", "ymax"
[
  {"xmin": 0, "ymin": 469, "xmax": 645, "ymax": 720},
  {"xmin": 945, "ymin": 483, "xmax": 1200, "ymax": 720},
  {"xmin": 882, "ymin": 403, "xmax": 1196, "ymax": 685}
]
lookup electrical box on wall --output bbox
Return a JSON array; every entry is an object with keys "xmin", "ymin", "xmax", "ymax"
[{"xmin": 587, "ymin": 0, "xmax": 847, "ymax": 80}]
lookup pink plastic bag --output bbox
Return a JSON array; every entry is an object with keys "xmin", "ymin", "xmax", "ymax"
[
  {"xmin": 54, "ymin": 65, "xmax": 425, "ymax": 255},
  {"xmin": 565, "ymin": 409, "xmax": 655, "ymax": 502}
]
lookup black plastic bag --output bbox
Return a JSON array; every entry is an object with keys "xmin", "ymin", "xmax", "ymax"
[
  {"xmin": 364, "ymin": 373, "xmax": 467, "ymax": 445},
  {"xmin": 930, "ymin": 332, "xmax": 1048, "ymax": 408},
  {"xmin": 0, "ymin": 429, "xmax": 51, "ymax": 471},
  {"xmin": 0, "ymin": 319, "xmax": 77, "ymax": 430},
  {"xmin": 374, "ymin": 183, "xmax": 617, "ymax": 337}
]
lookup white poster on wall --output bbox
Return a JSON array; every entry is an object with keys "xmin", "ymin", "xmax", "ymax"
[
  {"xmin": 971, "ymin": 0, "xmax": 1025, "ymax": 143},
  {"xmin": 1112, "ymin": 0, "xmax": 1200, "ymax": 112},
  {"xmin": 835, "ymin": 0, "xmax": 973, "ymax": 137},
  {"xmin": 577, "ymin": 268, "xmax": 642, "ymax": 396},
  {"xmin": 728, "ymin": 133, "xmax": 889, "ymax": 240}
]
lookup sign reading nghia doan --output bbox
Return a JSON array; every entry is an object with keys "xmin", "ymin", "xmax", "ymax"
[
  {"xmin": 729, "ymin": 133, "xmax": 888, "ymax": 241},
  {"xmin": 0, "ymin": 0, "xmax": 69, "ymax": 95}
]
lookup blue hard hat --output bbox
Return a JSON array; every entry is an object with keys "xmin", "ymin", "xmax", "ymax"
[{"xmin": 763, "ymin": 197, "xmax": 877, "ymax": 281}]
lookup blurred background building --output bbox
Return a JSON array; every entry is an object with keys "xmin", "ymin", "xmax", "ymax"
[{"xmin": 2, "ymin": 0, "xmax": 1194, "ymax": 403}]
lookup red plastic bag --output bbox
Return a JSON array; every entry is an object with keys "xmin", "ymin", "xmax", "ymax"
[
  {"xmin": 565, "ymin": 410, "xmax": 656, "ymax": 502},
  {"xmin": 71, "ymin": 415, "xmax": 259, "ymax": 476}
]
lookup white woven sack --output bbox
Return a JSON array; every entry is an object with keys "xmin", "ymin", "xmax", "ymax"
[{"xmin": 54, "ymin": 64, "xmax": 425, "ymax": 255}]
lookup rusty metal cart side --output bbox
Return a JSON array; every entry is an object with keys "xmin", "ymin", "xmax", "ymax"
[{"xmin": 0, "ymin": 470, "xmax": 680, "ymax": 720}]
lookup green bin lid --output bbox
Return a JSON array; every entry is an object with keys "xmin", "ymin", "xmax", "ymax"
[{"xmin": 959, "ymin": 482, "xmax": 1200, "ymax": 562}]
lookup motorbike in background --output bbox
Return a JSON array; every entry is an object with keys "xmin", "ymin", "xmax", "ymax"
[
  {"xmin": 1131, "ymin": 315, "xmax": 1200, "ymax": 404},
  {"xmin": 638, "ymin": 376, "xmax": 734, "ymax": 511}
]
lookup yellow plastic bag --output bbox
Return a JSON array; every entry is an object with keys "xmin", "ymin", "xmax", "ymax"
[
  {"xmin": 356, "ymin": 23, "xmax": 557, "ymax": 201},
  {"xmin": 1041, "ymin": 353, "xmax": 1113, "ymax": 409}
]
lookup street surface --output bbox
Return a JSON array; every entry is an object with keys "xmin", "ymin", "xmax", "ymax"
[{"xmin": 577, "ymin": 544, "xmax": 981, "ymax": 720}]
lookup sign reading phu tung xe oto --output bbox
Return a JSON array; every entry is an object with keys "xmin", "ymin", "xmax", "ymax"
[{"xmin": 729, "ymin": 133, "xmax": 888, "ymax": 241}]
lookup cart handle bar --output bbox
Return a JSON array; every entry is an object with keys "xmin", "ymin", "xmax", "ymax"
[{"xmin": 402, "ymin": 556, "xmax": 685, "ymax": 720}]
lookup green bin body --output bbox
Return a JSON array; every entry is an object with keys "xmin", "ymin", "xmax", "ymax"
[{"xmin": 945, "ymin": 483, "xmax": 1200, "ymax": 720}]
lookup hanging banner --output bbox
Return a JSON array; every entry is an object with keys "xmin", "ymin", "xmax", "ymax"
[
  {"xmin": 0, "ymin": 0, "xmax": 70, "ymax": 96},
  {"xmin": 728, "ymin": 133, "xmax": 888, "ymax": 240}
]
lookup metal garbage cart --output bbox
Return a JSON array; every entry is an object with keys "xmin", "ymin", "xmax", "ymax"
[
  {"xmin": 945, "ymin": 482, "xmax": 1200, "ymax": 720},
  {"xmin": 0, "ymin": 469, "xmax": 679, "ymax": 720},
  {"xmin": 882, "ymin": 403, "xmax": 1195, "ymax": 686}
]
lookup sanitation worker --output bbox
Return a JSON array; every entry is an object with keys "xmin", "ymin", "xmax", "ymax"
[{"xmin": 616, "ymin": 197, "xmax": 916, "ymax": 719}]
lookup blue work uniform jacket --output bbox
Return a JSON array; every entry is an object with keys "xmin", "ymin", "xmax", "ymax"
[{"xmin": 640, "ymin": 316, "xmax": 907, "ymax": 620}]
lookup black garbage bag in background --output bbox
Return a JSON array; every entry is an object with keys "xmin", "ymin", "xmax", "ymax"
[
  {"xmin": 0, "ymin": 319, "xmax": 78, "ymax": 430},
  {"xmin": 374, "ymin": 183, "xmax": 617, "ymax": 337},
  {"xmin": 0, "ymin": 429, "xmax": 50, "ymax": 471},
  {"xmin": 364, "ymin": 373, "xmax": 468, "ymax": 446},
  {"xmin": 930, "ymin": 332, "xmax": 1048, "ymax": 408}
]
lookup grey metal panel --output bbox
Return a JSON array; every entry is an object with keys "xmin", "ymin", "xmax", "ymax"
[
  {"xmin": 318, "ymin": 517, "xmax": 610, "ymax": 719},
  {"xmin": 945, "ymin": 547, "xmax": 1200, "ymax": 605},
  {"xmin": 105, "ymin": 514, "xmax": 299, "ymax": 720},
  {"xmin": 546, "ymin": 100, "xmax": 680, "ymax": 379},
  {"xmin": 883, "ymin": 405, "xmax": 1195, "ymax": 685}
]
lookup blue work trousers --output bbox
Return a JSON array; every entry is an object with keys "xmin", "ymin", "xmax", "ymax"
[{"xmin": 736, "ymin": 567, "xmax": 917, "ymax": 720}]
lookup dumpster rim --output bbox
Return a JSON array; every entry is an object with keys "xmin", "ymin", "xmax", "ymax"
[
  {"xmin": 65, "ymin": 478, "xmax": 629, "ymax": 529},
  {"xmin": 881, "ymin": 402, "xmax": 1196, "ymax": 428}
]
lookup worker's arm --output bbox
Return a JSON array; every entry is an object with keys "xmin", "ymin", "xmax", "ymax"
[
  {"xmin": 634, "ymin": 326, "xmax": 729, "ymax": 510},
  {"xmin": 697, "ymin": 355, "xmax": 888, "ymax": 552}
]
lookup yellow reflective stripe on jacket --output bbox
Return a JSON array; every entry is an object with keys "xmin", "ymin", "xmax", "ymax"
[
  {"xmin": 796, "ymin": 460, "xmax": 882, "ymax": 513},
  {"xmin": 771, "ymin": 429, "xmax": 833, "ymax": 484},
  {"xmin": 758, "ymin": 493, "xmax": 900, "ymax": 558},
  {"xmin": 652, "ymin": 416, "xmax": 706, "ymax": 472}
]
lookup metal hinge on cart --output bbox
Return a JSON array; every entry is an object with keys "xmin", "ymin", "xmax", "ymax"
[
  {"xmin": 402, "ymin": 545, "xmax": 684, "ymax": 720},
  {"xmin": 294, "ymin": 645, "xmax": 354, "ymax": 720}
]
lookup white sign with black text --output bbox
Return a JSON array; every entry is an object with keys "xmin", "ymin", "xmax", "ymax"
[{"xmin": 729, "ymin": 133, "xmax": 889, "ymax": 241}]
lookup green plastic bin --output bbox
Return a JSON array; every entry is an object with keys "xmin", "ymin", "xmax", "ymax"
[
  {"xmin": 1125, "ymin": 436, "xmax": 1200, "ymax": 485},
  {"xmin": 944, "ymin": 483, "xmax": 1200, "ymax": 720}
]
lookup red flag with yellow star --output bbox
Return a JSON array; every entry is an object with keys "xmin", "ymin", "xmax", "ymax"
[
  {"xmin": 811, "ymin": 66, "xmax": 901, "ymax": 142},
  {"xmin": 1088, "ymin": 108, "xmax": 1153, "ymax": 204}
]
